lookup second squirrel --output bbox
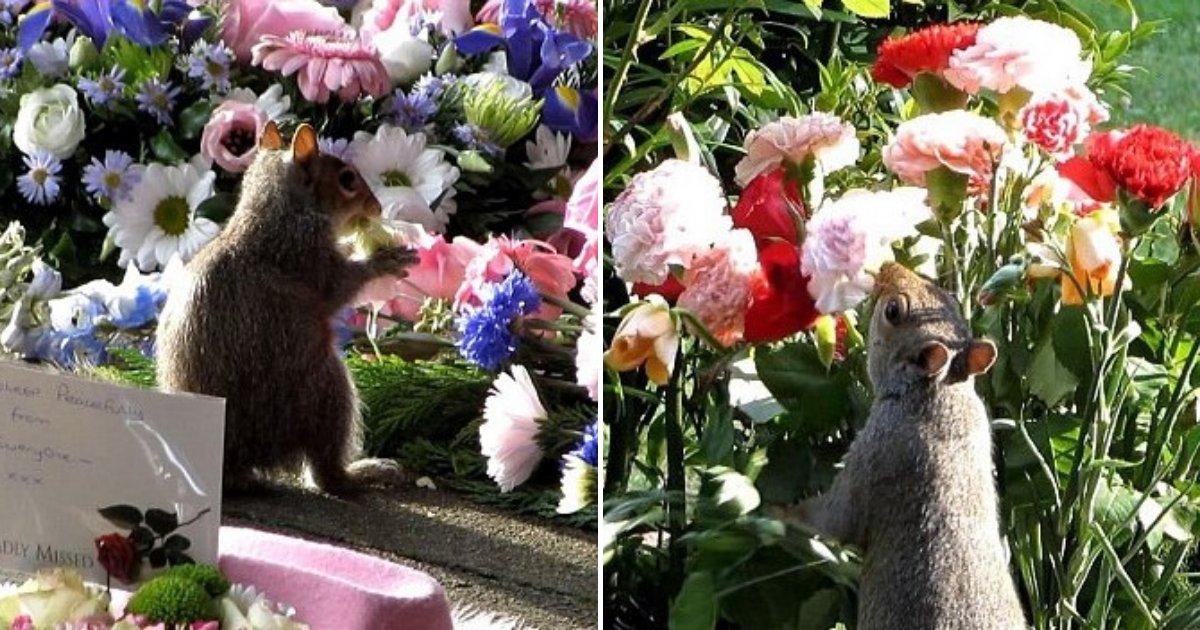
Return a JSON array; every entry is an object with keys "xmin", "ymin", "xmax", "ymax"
[
  {"xmin": 772, "ymin": 262, "xmax": 1026, "ymax": 629},
  {"xmin": 156, "ymin": 122, "xmax": 418, "ymax": 495}
]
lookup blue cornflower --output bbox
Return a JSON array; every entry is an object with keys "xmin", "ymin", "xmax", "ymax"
[
  {"xmin": 569, "ymin": 420, "xmax": 599, "ymax": 467},
  {"xmin": 453, "ymin": 123, "xmax": 502, "ymax": 157},
  {"xmin": 16, "ymin": 151, "xmax": 61, "ymax": 206},
  {"xmin": 82, "ymin": 150, "xmax": 140, "ymax": 204},
  {"xmin": 0, "ymin": 47, "xmax": 21, "ymax": 79},
  {"xmin": 456, "ymin": 271, "xmax": 542, "ymax": 370},
  {"xmin": 184, "ymin": 39, "xmax": 233, "ymax": 92},
  {"xmin": 390, "ymin": 88, "xmax": 437, "ymax": 132},
  {"xmin": 135, "ymin": 77, "xmax": 180, "ymax": 125},
  {"xmin": 78, "ymin": 66, "xmax": 126, "ymax": 106}
]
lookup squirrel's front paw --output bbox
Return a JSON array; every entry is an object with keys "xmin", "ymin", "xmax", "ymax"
[{"xmin": 368, "ymin": 246, "xmax": 419, "ymax": 277}]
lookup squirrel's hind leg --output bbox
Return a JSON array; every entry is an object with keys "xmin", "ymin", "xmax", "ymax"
[{"xmin": 305, "ymin": 359, "xmax": 412, "ymax": 495}]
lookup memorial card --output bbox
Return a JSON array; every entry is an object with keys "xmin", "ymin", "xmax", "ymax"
[{"xmin": 0, "ymin": 361, "xmax": 224, "ymax": 586}]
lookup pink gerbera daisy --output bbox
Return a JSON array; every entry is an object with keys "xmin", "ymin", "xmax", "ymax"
[{"xmin": 252, "ymin": 31, "xmax": 391, "ymax": 104}]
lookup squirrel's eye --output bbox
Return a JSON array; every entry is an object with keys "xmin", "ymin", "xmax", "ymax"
[
  {"xmin": 883, "ymin": 296, "xmax": 907, "ymax": 325},
  {"xmin": 337, "ymin": 168, "xmax": 358, "ymax": 192}
]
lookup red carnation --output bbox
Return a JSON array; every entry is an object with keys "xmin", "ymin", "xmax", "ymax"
[
  {"xmin": 872, "ymin": 22, "xmax": 981, "ymax": 88},
  {"xmin": 95, "ymin": 533, "xmax": 138, "ymax": 583},
  {"xmin": 1082, "ymin": 126, "xmax": 1192, "ymax": 209},
  {"xmin": 1057, "ymin": 155, "xmax": 1117, "ymax": 211},
  {"xmin": 743, "ymin": 239, "xmax": 819, "ymax": 343},
  {"xmin": 732, "ymin": 167, "xmax": 806, "ymax": 247}
]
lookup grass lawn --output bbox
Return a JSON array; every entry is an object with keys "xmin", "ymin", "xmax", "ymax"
[{"xmin": 1074, "ymin": 0, "xmax": 1200, "ymax": 138}]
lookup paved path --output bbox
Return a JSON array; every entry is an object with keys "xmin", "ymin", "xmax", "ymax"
[{"xmin": 223, "ymin": 485, "xmax": 598, "ymax": 629}]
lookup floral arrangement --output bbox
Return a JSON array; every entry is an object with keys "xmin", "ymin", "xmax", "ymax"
[
  {"xmin": 0, "ymin": 0, "xmax": 598, "ymax": 519},
  {"xmin": 603, "ymin": 5, "xmax": 1200, "ymax": 628},
  {"xmin": 0, "ymin": 566, "xmax": 306, "ymax": 629}
]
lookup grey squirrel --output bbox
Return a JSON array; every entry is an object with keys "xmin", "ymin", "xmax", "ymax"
[
  {"xmin": 772, "ymin": 262, "xmax": 1025, "ymax": 629},
  {"xmin": 156, "ymin": 122, "xmax": 418, "ymax": 495}
]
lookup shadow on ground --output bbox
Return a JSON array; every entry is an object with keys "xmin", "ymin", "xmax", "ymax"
[{"xmin": 223, "ymin": 484, "xmax": 597, "ymax": 629}]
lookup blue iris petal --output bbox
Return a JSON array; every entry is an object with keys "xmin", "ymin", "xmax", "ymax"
[
  {"xmin": 542, "ymin": 86, "xmax": 598, "ymax": 141},
  {"xmin": 17, "ymin": 2, "xmax": 53, "ymax": 51},
  {"xmin": 51, "ymin": 0, "xmax": 113, "ymax": 46}
]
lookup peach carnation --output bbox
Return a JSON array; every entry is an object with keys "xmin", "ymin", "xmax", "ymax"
[
  {"xmin": 882, "ymin": 110, "xmax": 1007, "ymax": 188},
  {"xmin": 605, "ymin": 159, "xmax": 731, "ymax": 285},
  {"xmin": 801, "ymin": 187, "xmax": 932, "ymax": 314},
  {"xmin": 734, "ymin": 113, "xmax": 860, "ymax": 186},
  {"xmin": 945, "ymin": 16, "xmax": 1091, "ymax": 95},
  {"xmin": 677, "ymin": 229, "xmax": 758, "ymax": 347}
]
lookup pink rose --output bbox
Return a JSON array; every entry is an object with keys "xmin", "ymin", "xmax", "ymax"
[
  {"xmin": 200, "ymin": 101, "xmax": 270, "ymax": 172},
  {"xmin": 361, "ymin": 0, "xmax": 474, "ymax": 40},
  {"xmin": 222, "ymin": 0, "xmax": 346, "ymax": 63},
  {"xmin": 882, "ymin": 110, "xmax": 1007, "ymax": 189},
  {"xmin": 360, "ymin": 234, "xmax": 482, "ymax": 321}
]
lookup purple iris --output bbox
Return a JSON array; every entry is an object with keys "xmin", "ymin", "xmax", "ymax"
[
  {"xmin": 541, "ymin": 85, "xmax": 598, "ymax": 141},
  {"xmin": 19, "ymin": 0, "xmax": 207, "ymax": 50},
  {"xmin": 456, "ymin": 0, "xmax": 591, "ymax": 96}
]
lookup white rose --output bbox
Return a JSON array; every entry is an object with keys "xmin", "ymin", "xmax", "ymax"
[
  {"xmin": 13, "ymin": 84, "xmax": 86, "ymax": 159},
  {"xmin": 373, "ymin": 28, "xmax": 434, "ymax": 86}
]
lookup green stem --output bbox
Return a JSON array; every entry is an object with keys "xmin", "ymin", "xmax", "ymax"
[
  {"xmin": 541, "ymin": 292, "xmax": 591, "ymax": 319},
  {"xmin": 664, "ymin": 350, "xmax": 687, "ymax": 592},
  {"xmin": 604, "ymin": 0, "xmax": 655, "ymax": 119}
]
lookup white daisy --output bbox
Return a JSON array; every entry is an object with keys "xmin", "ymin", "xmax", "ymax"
[
  {"xmin": 349, "ymin": 124, "xmax": 460, "ymax": 233},
  {"xmin": 103, "ymin": 160, "xmax": 220, "ymax": 271},
  {"xmin": 525, "ymin": 125, "xmax": 571, "ymax": 171}
]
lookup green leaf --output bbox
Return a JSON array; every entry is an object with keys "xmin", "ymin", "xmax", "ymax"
[
  {"xmin": 756, "ymin": 343, "xmax": 854, "ymax": 434},
  {"xmin": 1029, "ymin": 339, "xmax": 1079, "ymax": 407},
  {"xmin": 144, "ymin": 508, "xmax": 179, "ymax": 536},
  {"xmin": 98, "ymin": 504, "xmax": 143, "ymax": 530},
  {"xmin": 1052, "ymin": 307, "xmax": 1093, "ymax": 381},
  {"xmin": 195, "ymin": 192, "xmax": 236, "ymax": 224},
  {"xmin": 669, "ymin": 571, "xmax": 717, "ymax": 630},
  {"xmin": 150, "ymin": 129, "xmax": 189, "ymax": 163},
  {"xmin": 841, "ymin": 0, "xmax": 888, "ymax": 18},
  {"xmin": 178, "ymin": 100, "xmax": 215, "ymax": 140}
]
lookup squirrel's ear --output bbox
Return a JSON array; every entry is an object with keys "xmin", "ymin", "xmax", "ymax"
[
  {"xmin": 964, "ymin": 339, "xmax": 997, "ymax": 376},
  {"xmin": 292, "ymin": 124, "xmax": 318, "ymax": 164},
  {"xmin": 915, "ymin": 341, "xmax": 950, "ymax": 378},
  {"xmin": 259, "ymin": 121, "xmax": 282, "ymax": 150}
]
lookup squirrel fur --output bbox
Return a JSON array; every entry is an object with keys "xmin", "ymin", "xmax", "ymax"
[
  {"xmin": 156, "ymin": 122, "xmax": 418, "ymax": 495},
  {"xmin": 774, "ymin": 262, "xmax": 1025, "ymax": 629}
]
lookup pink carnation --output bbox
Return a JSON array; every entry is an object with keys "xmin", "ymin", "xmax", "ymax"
[
  {"xmin": 360, "ymin": 0, "xmax": 474, "ymax": 39},
  {"xmin": 945, "ymin": 16, "xmax": 1091, "ymax": 95},
  {"xmin": 605, "ymin": 159, "xmax": 731, "ymax": 285},
  {"xmin": 200, "ymin": 100, "xmax": 270, "ymax": 172},
  {"xmin": 734, "ymin": 113, "xmax": 860, "ymax": 186},
  {"xmin": 252, "ymin": 31, "xmax": 391, "ymax": 104},
  {"xmin": 359, "ymin": 234, "xmax": 483, "ymax": 321},
  {"xmin": 882, "ymin": 110, "xmax": 1007, "ymax": 188},
  {"xmin": 1019, "ymin": 84, "xmax": 1108, "ymax": 157},
  {"xmin": 222, "ymin": 0, "xmax": 346, "ymax": 63},
  {"xmin": 801, "ymin": 188, "xmax": 932, "ymax": 313},
  {"xmin": 456, "ymin": 236, "xmax": 577, "ymax": 321},
  {"xmin": 480, "ymin": 365, "xmax": 546, "ymax": 492},
  {"xmin": 677, "ymin": 229, "xmax": 758, "ymax": 347}
]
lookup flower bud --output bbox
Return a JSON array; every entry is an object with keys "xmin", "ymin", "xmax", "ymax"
[{"xmin": 69, "ymin": 36, "xmax": 99, "ymax": 70}]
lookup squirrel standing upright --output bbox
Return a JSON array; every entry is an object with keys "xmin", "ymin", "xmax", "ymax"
[
  {"xmin": 156, "ymin": 122, "xmax": 418, "ymax": 495},
  {"xmin": 773, "ymin": 262, "xmax": 1025, "ymax": 629}
]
